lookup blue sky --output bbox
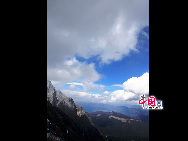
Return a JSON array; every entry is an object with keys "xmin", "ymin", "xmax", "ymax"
[
  {"xmin": 73, "ymin": 26, "xmax": 149, "ymax": 94},
  {"xmin": 96, "ymin": 27, "xmax": 149, "ymax": 85},
  {"xmin": 47, "ymin": 0, "xmax": 149, "ymax": 105}
]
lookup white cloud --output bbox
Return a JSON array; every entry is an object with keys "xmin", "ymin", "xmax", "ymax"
[
  {"xmin": 109, "ymin": 90, "xmax": 135, "ymax": 102},
  {"xmin": 112, "ymin": 84, "xmax": 123, "ymax": 88},
  {"xmin": 47, "ymin": 57, "xmax": 101, "ymax": 84},
  {"xmin": 61, "ymin": 90, "xmax": 104, "ymax": 103},
  {"xmin": 47, "ymin": 0, "xmax": 149, "ymax": 67},
  {"xmin": 68, "ymin": 84, "xmax": 76, "ymax": 90},
  {"xmin": 67, "ymin": 82, "xmax": 83, "ymax": 86},
  {"xmin": 98, "ymin": 22, "xmax": 140, "ymax": 64},
  {"xmin": 66, "ymin": 80, "xmax": 104, "ymax": 92},
  {"xmin": 103, "ymin": 91, "xmax": 110, "ymax": 95},
  {"xmin": 67, "ymin": 82, "xmax": 83, "ymax": 89},
  {"xmin": 59, "ymin": 72, "xmax": 149, "ymax": 104},
  {"xmin": 122, "ymin": 72, "xmax": 149, "ymax": 95},
  {"xmin": 106, "ymin": 72, "xmax": 149, "ymax": 103},
  {"xmin": 82, "ymin": 81, "xmax": 104, "ymax": 92}
]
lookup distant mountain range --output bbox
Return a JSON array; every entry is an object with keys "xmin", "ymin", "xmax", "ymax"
[
  {"xmin": 76, "ymin": 102, "xmax": 149, "ymax": 119},
  {"xmin": 47, "ymin": 81, "xmax": 149, "ymax": 141}
]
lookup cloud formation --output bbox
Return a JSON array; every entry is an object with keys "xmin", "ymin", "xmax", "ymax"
[
  {"xmin": 67, "ymin": 81, "xmax": 104, "ymax": 92},
  {"xmin": 47, "ymin": 0, "xmax": 149, "ymax": 84},
  {"xmin": 47, "ymin": 57, "xmax": 100, "ymax": 83},
  {"xmin": 108, "ymin": 72, "xmax": 149, "ymax": 103},
  {"xmin": 47, "ymin": 0, "xmax": 149, "ymax": 64},
  {"xmin": 122, "ymin": 72, "xmax": 149, "ymax": 95},
  {"xmin": 61, "ymin": 72, "xmax": 149, "ymax": 104},
  {"xmin": 47, "ymin": 1, "xmax": 149, "ymax": 106}
]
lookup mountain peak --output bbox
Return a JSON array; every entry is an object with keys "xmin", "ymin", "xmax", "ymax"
[
  {"xmin": 47, "ymin": 80, "xmax": 84, "ymax": 116},
  {"xmin": 47, "ymin": 80, "xmax": 104, "ymax": 141}
]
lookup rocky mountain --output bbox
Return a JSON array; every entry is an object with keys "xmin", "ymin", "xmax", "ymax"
[
  {"xmin": 47, "ymin": 81, "xmax": 149, "ymax": 141},
  {"xmin": 47, "ymin": 80, "xmax": 104, "ymax": 141}
]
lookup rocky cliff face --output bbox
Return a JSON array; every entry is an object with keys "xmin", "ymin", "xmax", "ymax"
[
  {"xmin": 47, "ymin": 80, "xmax": 104, "ymax": 141},
  {"xmin": 76, "ymin": 105, "xmax": 86, "ymax": 117},
  {"xmin": 47, "ymin": 81, "xmax": 78, "ymax": 115}
]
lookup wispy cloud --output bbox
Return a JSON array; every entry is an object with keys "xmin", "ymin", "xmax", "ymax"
[{"xmin": 112, "ymin": 84, "xmax": 123, "ymax": 88}]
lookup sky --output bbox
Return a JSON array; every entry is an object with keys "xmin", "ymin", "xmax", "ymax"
[{"xmin": 47, "ymin": 0, "xmax": 149, "ymax": 105}]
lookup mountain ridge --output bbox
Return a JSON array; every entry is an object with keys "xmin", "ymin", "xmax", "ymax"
[
  {"xmin": 47, "ymin": 81, "xmax": 149, "ymax": 140},
  {"xmin": 76, "ymin": 101, "xmax": 149, "ymax": 118},
  {"xmin": 47, "ymin": 80, "xmax": 104, "ymax": 141},
  {"xmin": 47, "ymin": 80, "xmax": 86, "ymax": 117}
]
